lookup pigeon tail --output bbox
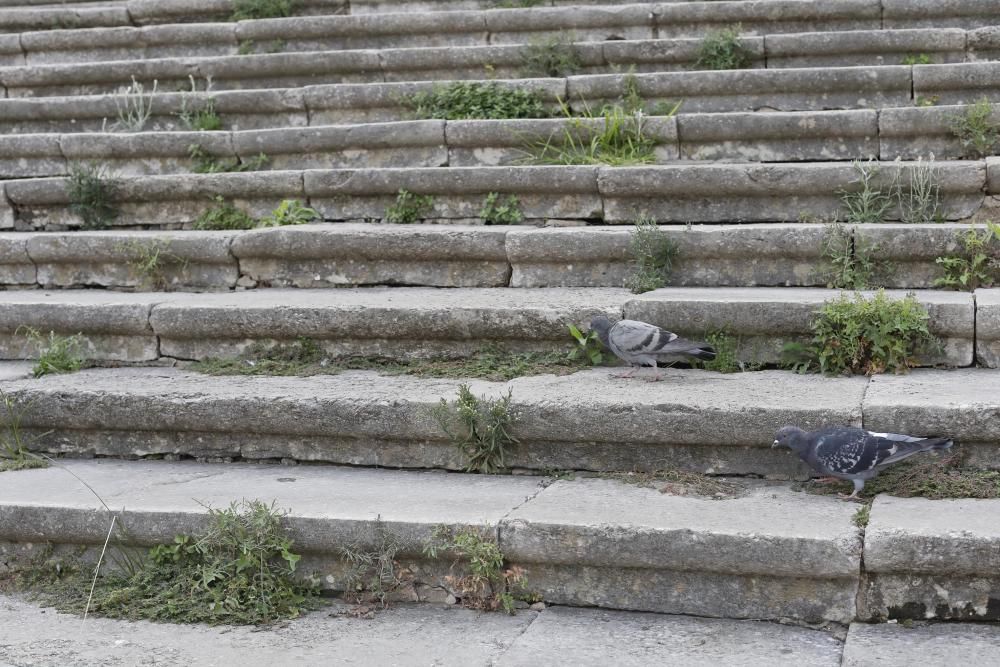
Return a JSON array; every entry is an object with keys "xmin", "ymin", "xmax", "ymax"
[
  {"xmin": 684, "ymin": 345, "xmax": 717, "ymax": 361},
  {"xmin": 878, "ymin": 436, "xmax": 953, "ymax": 467}
]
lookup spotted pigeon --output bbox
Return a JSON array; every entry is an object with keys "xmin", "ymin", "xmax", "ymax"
[
  {"xmin": 589, "ymin": 315, "xmax": 716, "ymax": 380},
  {"xmin": 772, "ymin": 425, "xmax": 953, "ymax": 499}
]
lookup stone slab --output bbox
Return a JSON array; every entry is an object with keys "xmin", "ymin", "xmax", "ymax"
[
  {"xmin": 765, "ymin": 28, "xmax": 967, "ymax": 68},
  {"xmin": 498, "ymin": 606, "xmax": 843, "ymax": 667},
  {"xmin": 977, "ymin": 289, "xmax": 1000, "ymax": 367},
  {"xmin": 842, "ymin": 622, "xmax": 1000, "ymax": 665},
  {"xmin": 0, "ymin": 234, "xmax": 35, "ymax": 286},
  {"xmin": 878, "ymin": 104, "xmax": 1000, "ymax": 160},
  {"xmin": 882, "ymin": 0, "xmax": 1000, "ymax": 30},
  {"xmin": 913, "ymin": 62, "xmax": 1000, "ymax": 106},
  {"xmin": 851, "ymin": 223, "xmax": 969, "ymax": 289},
  {"xmin": 625, "ymin": 287, "xmax": 975, "ymax": 367}
]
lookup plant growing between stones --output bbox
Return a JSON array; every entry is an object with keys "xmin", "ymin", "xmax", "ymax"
[
  {"xmin": 916, "ymin": 96, "xmax": 939, "ymax": 108},
  {"xmin": 259, "ymin": 199, "xmax": 319, "ymax": 227},
  {"xmin": 193, "ymin": 196, "xmax": 258, "ymax": 230},
  {"xmin": 423, "ymin": 525, "xmax": 528, "ymax": 614},
  {"xmin": 405, "ymin": 82, "xmax": 549, "ymax": 120},
  {"xmin": 601, "ymin": 468, "xmax": 741, "ymax": 499},
  {"xmin": 839, "ymin": 159, "xmax": 894, "ymax": 224},
  {"xmin": 479, "ymin": 193, "xmax": 523, "ymax": 225},
  {"xmin": 626, "ymin": 216, "xmax": 677, "ymax": 293},
  {"xmin": 116, "ymin": 238, "xmax": 188, "ymax": 290},
  {"xmin": 110, "ymin": 77, "xmax": 157, "ymax": 132},
  {"xmin": 67, "ymin": 163, "xmax": 120, "ymax": 230},
  {"xmin": 897, "ymin": 158, "xmax": 942, "ymax": 224},
  {"xmin": 230, "ymin": 0, "xmax": 294, "ymax": 21},
  {"xmin": 519, "ymin": 33, "xmax": 583, "ymax": 78},
  {"xmin": 901, "ymin": 53, "xmax": 932, "ymax": 65},
  {"xmin": 177, "ymin": 97, "xmax": 223, "ymax": 132},
  {"xmin": 430, "ymin": 384, "xmax": 519, "ymax": 474},
  {"xmin": 694, "ymin": 24, "xmax": 752, "ymax": 70},
  {"xmin": 933, "ymin": 222, "xmax": 1000, "ymax": 290},
  {"xmin": 782, "ymin": 290, "xmax": 937, "ymax": 376},
  {"xmin": 695, "ymin": 330, "xmax": 762, "ymax": 374},
  {"xmin": 188, "ymin": 145, "xmax": 269, "ymax": 174},
  {"xmin": 0, "ymin": 389, "xmax": 47, "ymax": 472},
  {"xmin": 18, "ymin": 327, "xmax": 85, "ymax": 378},
  {"xmin": 340, "ymin": 518, "xmax": 412, "ymax": 609},
  {"xmin": 948, "ymin": 97, "xmax": 1000, "ymax": 159},
  {"xmin": 822, "ymin": 222, "xmax": 886, "ymax": 290},
  {"xmin": 567, "ymin": 324, "xmax": 604, "ymax": 365},
  {"xmin": 385, "ymin": 189, "xmax": 435, "ymax": 224},
  {"xmin": 530, "ymin": 102, "xmax": 659, "ymax": 166}
]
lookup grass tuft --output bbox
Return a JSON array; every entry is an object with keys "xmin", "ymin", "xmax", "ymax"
[
  {"xmin": 519, "ymin": 33, "xmax": 582, "ymax": 78},
  {"xmin": 193, "ymin": 196, "xmax": 258, "ymax": 230},
  {"xmin": 694, "ymin": 24, "xmax": 752, "ymax": 70},
  {"xmin": 18, "ymin": 327, "xmax": 85, "ymax": 377},
  {"xmin": 405, "ymin": 82, "xmax": 549, "ymax": 121},
  {"xmin": 948, "ymin": 97, "xmax": 999, "ymax": 159},
  {"xmin": 68, "ymin": 163, "xmax": 120, "ymax": 230},
  {"xmin": 625, "ymin": 216, "xmax": 677, "ymax": 294},
  {"xmin": 601, "ymin": 468, "xmax": 742, "ymax": 499},
  {"xmin": 430, "ymin": 384, "xmax": 519, "ymax": 474}
]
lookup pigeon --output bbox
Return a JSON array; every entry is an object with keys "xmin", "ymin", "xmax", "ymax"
[
  {"xmin": 772, "ymin": 425, "xmax": 953, "ymax": 499},
  {"xmin": 589, "ymin": 315, "xmax": 716, "ymax": 380}
]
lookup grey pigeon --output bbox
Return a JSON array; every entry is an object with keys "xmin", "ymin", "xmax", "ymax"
[
  {"xmin": 589, "ymin": 315, "xmax": 716, "ymax": 380},
  {"xmin": 772, "ymin": 425, "xmax": 953, "ymax": 499}
]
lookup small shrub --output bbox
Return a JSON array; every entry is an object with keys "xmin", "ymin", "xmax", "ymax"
[
  {"xmin": 188, "ymin": 145, "xmax": 269, "ymax": 174},
  {"xmin": 423, "ymin": 526, "xmax": 528, "ymax": 614},
  {"xmin": 822, "ymin": 222, "xmax": 885, "ymax": 290},
  {"xmin": 259, "ymin": 199, "xmax": 319, "ymax": 227},
  {"xmin": 116, "ymin": 239, "xmax": 188, "ymax": 290},
  {"xmin": 0, "ymin": 389, "xmax": 47, "ymax": 472},
  {"xmin": 230, "ymin": 0, "xmax": 294, "ymax": 21},
  {"xmin": 340, "ymin": 518, "xmax": 411, "ymax": 609},
  {"xmin": 478, "ymin": 193, "xmax": 523, "ymax": 225},
  {"xmin": 853, "ymin": 504, "xmax": 871, "ymax": 528},
  {"xmin": 897, "ymin": 158, "xmax": 941, "ymax": 224},
  {"xmin": 839, "ymin": 159, "xmax": 894, "ymax": 224},
  {"xmin": 519, "ymin": 33, "xmax": 582, "ymax": 78},
  {"xmin": 697, "ymin": 331, "xmax": 762, "ymax": 373},
  {"xmin": 111, "ymin": 77, "xmax": 157, "ymax": 132},
  {"xmin": 694, "ymin": 24, "xmax": 752, "ymax": 70},
  {"xmin": 67, "ymin": 163, "xmax": 120, "ymax": 230},
  {"xmin": 948, "ymin": 97, "xmax": 999, "ymax": 159},
  {"xmin": 193, "ymin": 196, "xmax": 257, "ymax": 230},
  {"xmin": 568, "ymin": 324, "xmax": 604, "ymax": 365},
  {"xmin": 530, "ymin": 103, "xmax": 658, "ymax": 166},
  {"xmin": 18, "ymin": 327, "xmax": 84, "ymax": 378},
  {"xmin": 625, "ymin": 216, "xmax": 677, "ymax": 294},
  {"xmin": 901, "ymin": 53, "xmax": 932, "ymax": 66},
  {"xmin": 405, "ymin": 82, "xmax": 549, "ymax": 120},
  {"xmin": 934, "ymin": 222, "xmax": 1000, "ymax": 291},
  {"xmin": 785, "ymin": 290, "xmax": 937, "ymax": 376},
  {"xmin": 430, "ymin": 384, "xmax": 519, "ymax": 474},
  {"xmin": 178, "ymin": 98, "xmax": 223, "ymax": 132},
  {"xmin": 385, "ymin": 189, "xmax": 435, "ymax": 224}
]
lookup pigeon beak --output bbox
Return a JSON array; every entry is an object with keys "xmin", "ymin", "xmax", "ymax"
[{"xmin": 771, "ymin": 439, "xmax": 779, "ymax": 448}]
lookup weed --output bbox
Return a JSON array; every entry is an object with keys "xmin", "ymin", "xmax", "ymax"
[
  {"xmin": 193, "ymin": 338, "xmax": 326, "ymax": 376},
  {"xmin": 519, "ymin": 33, "xmax": 582, "ymax": 78},
  {"xmin": 430, "ymin": 384, "xmax": 519, "ymax": 474},
  {"xmin": 259, "ymin": 199, "xmax": 319, "ymax": 227},
  {"xmin": 822, "ymin": 222, "xmax": 886, "ymax": 290},
  {"xmin": 530, "ymin": 103, "xmax": 658, "ymax": 166},
  {"xmin": 625, "ymin": 216, "xmax": 677, "ymax": 293},
  {"xmin": 600, "ymin": 468, "xmax": 741, "ymax": 498},
  {"xmin": 0, "ymin": 389, "xmax": 47, "ymax": 472},
  {"xmin": 852, "ymin": 503, "xmax": 871, "ymax": 528},
  {"xmin": 18, "ymin": 327, "xmax": 84, "ymax": 378},
  {"xmin": 237, "ymin": 40, "xmax": 255, "ymax": 56},
  {"xmin": 423, "ymin": 526, "xmax": 527, "ymax": 614},
  {"xmin": 493, "ymin": 0, "xmax": 543, "ymax": 7},
  {"xmin": 948, "ymin": 97, "xmax": 999, "ymax": 159},
  {"xmin": 110, "ymin": 77, "xmax": 157, "ymax": 132},
  {"xmin": 116, "ymin": 239, "xmax": 188, "ymax": 290},
  {"xmin": 188, "ymin": 145, "xmax": 269, "ymax": 174},
  {"xmin": 67, "ymin": 163, "xmax": 120, "ymax": 230},
  {"xmin": 897, "ymin": 158, "xmax": 941, "ymax": 224},
  {"xmin": 178, "ymin": 97, "xmax": 223, "ymax": 132},
  {"xmin": 193, "ymin": 196, "xmax": 258, "ymax": 230},
  {"xmin": 650, "ymin": 100, "xmax": 684, "ymax": 117},
  {"xmin": 694, "ymin": 24, "xmax": 752, "ymax": 70},
  {"xmin": 340, "ymin": 518, "xmax": 411, "ymax": 609},
  {"xmin": 479, "ymin": 193, "xmax": 524, "ymax": 225},
  {"xmin": 934, "ymin": 222, "xmax": 1000, "ymax": 290},
  {"xmin": 619, "ymin": 70, "xmax": 644, "ymax": 114},
  {"xmin": 230, "ymin": 0, "xmax": 294, "ymax": 21},
  {"xmin": 901, "ymin": 53, "xmax": 932, "ymax": 66},
  {"xmin": 916, "ymin": 96, "xmax": 939, "ymax": 107},
  {"xmin": 696, "ymin": 330, "xmax": 762, "ymax": 373},
  {"xmin": 385, "ymin": 189, "xmax": 435, "ymax": 224},
  {"xmin": 567, "ymin": 324, "xmax": 604, "ymax": 365},
  {"xmin": 839, "ymin": 159, "xmax": 894, "ymax": 224},
  {"xmin": 784, "ymin": 290, "xmax": 937, "ymax": 376},
  {"xmin": 405, "ymin": 82, "xmax": 549, "ymax": 120}
]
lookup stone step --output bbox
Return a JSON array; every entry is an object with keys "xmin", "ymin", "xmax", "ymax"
[
  {"xmin": 0, "ymin": 459, "xmax": 863, "ymax": 623},
  {"xmin": 3, "ymin": 161, "xmax": 995, "ymax": 231},
  {"xmin": 0, "ymin": 223, "xmax": 983, "ymax": 292},
  {"xmin": 0, "ymin": 286, "xmax": 989, "ymax": 365}
]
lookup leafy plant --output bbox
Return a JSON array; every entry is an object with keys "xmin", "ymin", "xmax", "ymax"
[
  {"xmin": 934, "ymin": 222, "xmax": 1000, "ymax": 290},
  {"xmin": 626, "ymin": 216, "xmax": 677, "ymax": 294},
  {"xmin": 784, "ymin": 290, "xmax": 937, "ymax": 376},
  {"xmin": 423, "ymin": 525, "xmax": 528, "ymax": 614},
  {"xmin": 822, "ymin": 222, "xmax": 885, "ymax": 290},
  {"xmin": 567, "ymin": 324, "xmax": 604, "ymax": 365},
  {"xmin": 916, "ymin": 96, "xmax": 939, "ymax": 108},
  {"xmin": 897, "ymin": 158, "xmax": 941, "ymax": 224},
  {"xmin": 478, "ymin": 193, "xmax": 523, "ymax": 225},
  {"xmin": 111, "ymin": 76, "xmax": 157, "ymax": 132},
  {"xmin": 193, "ymin": 196, "xmax": 257, "ymax": 230},
  {"xmin": 189, "ymin": 145, "xmax": 269, "ymax": 174},
  {"xmin": 430, "ymin": 384, "xmax": 519, "ymax": 474},
  {"xmin": 18, "ymin": 327, "xmax": 85, "ymax": 378},
  {"xmin": 901, "ymin": 53, "xmax": 932, "ymax": 66},
  {"xmin": 385, "ymin": 189, "xmax": 435, "ymax": 224},
  {"xmin": 853, "ymin": 504, "xmax": 871, "ymax": 528},
  {"xmin": 67, "ymin": 163, "xmax": 120, "ymax": 230},
  {"xmin": 694, "ymin": 24, "xmax": 752, "ymax": 70},
  {"xmin": 340, "ymin": 518, "xmax": 410, "ymax": 609},
  {"xmin": 230, "ymin": 0, "xmax": 294, "ymax": 21},
  {"xmin": 259, "ymin": 199, "xmax": 319, "ymax": 227},
  {"xmin": 177, "ymin": 97, "xmax": 223, "ymax": 132},
  {"xmin": 948, "ymin": 97, "xmax": 999, "ymax": 159},
  {"xmin": 0, "ymin": 389, "xmax": 47, "ymax": 472},
  {"xmin": 696, "ymin": 330, "xmax": 762, "ymax": 374},
  {"xmin": 116, "ymin": 238, "xmax": 188, "ymax": 290},
  {"xmin": 530, "ymin": 102, "xmax": 658, "ymax": 166},
  {"xmin": 839, "ymin": 159, "xmax": 894, "ymax": 224},
  {"xmin": 405, "ymin": 82, "xmax": 549, "ymax": 120},
  {"xmin": 519, "ymin": 33, "xmax": 582, "ymax": 78}
]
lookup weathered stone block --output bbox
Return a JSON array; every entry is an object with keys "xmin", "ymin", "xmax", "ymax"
[
  {"xmin": 913, "ymin": 62, "xmax": 1000, "ymax": 105},
  {"xmin": 487, "ymin": 5, "xmax": 653, "ymax": 44},
  {"xmin": 843, "ymin": 623, "xmax": 1000, "ymax": 666},
  {"xmin": 852, "ymin": 223, "xmax": 971, "ymax": 288},
  {"xmin": 969, "ymin": 26, "xmax": 1000, "ymax": 62},
  {"xmin": 0, "ymin": 234, "xmax": 36, "ymax": 286},
  {"xmin": 765, "ymin": 28, "xmax": 967, "ymax": 68},
  {"xmin": 883, "ymin": 0, "xmax": 1000, "ymax": 29},
  {"xmin": 654, "ymin": 0, "xmax": 879, "ymax": 39},
  {"xmin": 977, "ymin": 289, "xmax": 1000, "ymax": 368},
  {"xmin": 380, "ymin": 43, "xmax": 604, "ymax": 82},
  {"xmin": 59, "ymin": 131, "xmax": 235, "ymax": 177},
  {"xmin": 0, "ymin": 134, "xmax": 64, "ymax": 178},
  {"xmin": 603, "ymin": 37, "xmax": 764, "ymax": 73},
  {"xmin": 878, "ymin": 104, "xmax": 1000, "ymax": 160}
]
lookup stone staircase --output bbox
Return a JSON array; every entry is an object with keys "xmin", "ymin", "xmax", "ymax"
[{"xmin": 0, "ymin": 0, "xmax": 999, "ymax": 643}]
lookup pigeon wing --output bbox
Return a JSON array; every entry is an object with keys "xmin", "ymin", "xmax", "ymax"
[
  {"xmin": 811, "ymin": 429, "xmax": 886, "ymax": 476},
  {"xmin": 608, "ymin": 320, "xmax": 679, "ymax": 360}
]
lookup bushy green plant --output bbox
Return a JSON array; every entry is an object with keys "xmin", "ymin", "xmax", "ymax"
[
  {"xmin": 696, "ymin": 330, "xmax": 762, "ymax": 373},
  {"xmin": 67, "ymin": 163, "xmax": 120, "ymax": 230},
  {"xmin": 839, "ymin": 159, "xmax": 894, "ymax": 224},
  {"xmin": 189, "ymin": 145, "xmax": 268, "ymax": 174},
  {"xmin": 230, "ymin": 0, "xmax": 294, "ymax": 21},
  {"xmin": 385, "ymin": 189, "xmax": 435, "ymax": 224},
  {"xmin": 530, "ymin": 103, "xmax": 658, "ymax": 166},
  {"xmin": 948, "ymin": 97, "xmax": 999, "ymax": 159},
  {"xmin": 0, "ymin": 389, "xmax": 47, "ymax": 472},
  {"xmin": 193, "ymin": 196, "xmax": 257, "ymax": 230},
  {"xmin": 934, "ymin": 222, "xmax": 1000, "ymax": 290},
  {"xmin": 405, "ymin": 82, "xmax": 549, "ymax": 120},
  {"xmin": 478, "ymin": 193, "xmax": 523, "ymax": 225},
  {"xmin": 259, "ymin": 199, "xmax": 319, "ymax": 227},
  {"xmin": 694, "ymin": 24, "xmax": 752, "ymax": 70},
  {"xmin": 785, "ymin": 290, "xmax": 937, "ymax": 376},
  {"xmin": 430, "ymin": 384, "xmax": 519, "ymax": 474},
  {"xmin": 901, "ymin": 53, "xmax": 932, "ymax": 66},
  {"xmin": 822, "ymin": 222, "xmax": 885, "ymax": 290},
  {"xmin": 626, "ymin": 216, "xmax": 677, "ymax": 293},
  {"xmin": 18, "ymin": 327, "xmax": 84, "ymax": 377},
  {"xmin": 177, "ymin": 98, "xmax": 223, "ymax": 132},
  {"xmin": 519, "ymin": 33, "xmax": 582, "ymax": 78},
  {"xmin": 567, "ymin": 324, "xmax": 604, "ymax": 365}
]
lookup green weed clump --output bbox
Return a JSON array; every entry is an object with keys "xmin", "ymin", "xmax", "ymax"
[
  {"xmin": 177, "ymin": 98, "xmax": 223, "ymax": 132},
  {"xmin": 189, "ymin": 145, "xmax": 269, "ymax": 174},
  {"xmin": 626, "ymin": 216, "xmax": 677, "ymax": 294},
  {"xmin": 529, "ymin": 103, "xmax": 657, "ymax": 166},
  {"xmin": 783, "ymin": 290, "xmax": 937, "ymax": 376},
  {"xmin": 68, "ymin": 163, "xmax": 120, "ymax": 230},
  {"xmin": 840, "ymin": 159, "xmax": 894, "ymax": 224},
  {"xmin": 259, "ymin": 199, "xmax": 319, "ymax": 227},
  {"xmin": 694, "ymin": 24, "xmax": 752, "ymax": 70},
  {"xmin": 117, "ymin": 239, "xmax": 188, "ymax": 290},
  {"xmin": 479, "ymin": 193, "xmax": 524, "ymax": 225},
  {"xmin": 948, "ymin": 97, "xmax": 1000, "ymax": 159},
  {"xmin": 18, "ymin": 327, "xmax": 85, "ymax": 378},
  {"xmin": 230, "ymin": 0, "xmax": 294, "ymax": 21},
  {"xmin": 430, "ymin": 384, "xmax": 519, "ymax": 474},
  {"xmin": 568, "ymin": 324, "xmax": 604, "ymax": 366},
  {"xmin": 193, "ymin": 196, "xmax": 258, "ymax": 230},
  {"xmin": 822, "ymin": 222, "xmax": 886, "ymax": 290},
  {"xmin": 406, "ymin": 82, "xmax": 549, "ymax": 120},
  {"xmin": 696, "ymin": 330, "xmax": 762, "ymax": 374},
  {"xmin": 0, "ymin": 389, "xmax": 47, "ymax": 472},
  {"xmin": 934, "ymin": 222, "xmax": 1000, "ymax": 291},
  {"xmin": 519, "ymin": 33, "xmax": 583, "ymax": 78},
  {"xmin": 901, "ymin": 53, "xmax": 932, "ymax": 66},
  {"xmin": 423, "ymin": 526, "xmax": 528, "ymax": 614},
  {"xmin": 385, "ymin": 189, "xmax": 435, "ymax": 224},
  {"xmin": 839, "ymin": 158, "xmax": 941, "ymax": 224}
]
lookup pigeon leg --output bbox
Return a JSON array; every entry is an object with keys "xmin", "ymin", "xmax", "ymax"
[
  {"xmin": 814, "ymin": 476, "xmax": 842, "ymax": 484},
  {"xmin": 643, "ymin": 367, "xmax": 664, "ymax": 382},
  {"xmin": 837, "ymin": 478, "xmax": 865, "ymax": 501},
  {"xmin": 612, "ymin": 366, "xmax": 639, "ymax": 379}
]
